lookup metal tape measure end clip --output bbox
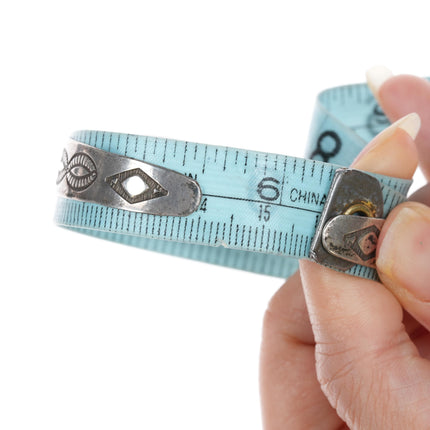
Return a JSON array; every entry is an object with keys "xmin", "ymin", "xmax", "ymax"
[{"xmin": 310, "ymin": 168, "xmax": 385, "ymax": 271}]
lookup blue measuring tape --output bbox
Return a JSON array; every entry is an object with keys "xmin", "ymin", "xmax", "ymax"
[{"xmin": 54, "ymin": 82, "xmax": 413, "ymax": 280}]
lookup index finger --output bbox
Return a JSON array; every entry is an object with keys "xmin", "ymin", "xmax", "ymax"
[{"xmin": 367, "ymin": 66, "xmax": 430, "ymax": 180}]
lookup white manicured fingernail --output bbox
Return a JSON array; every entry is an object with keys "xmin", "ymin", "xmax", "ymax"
[
  {"xmin": 366, "ymin": 65, "xmax": 393, "ymax": 96},
  {"xmin": 352, "ymin": 113, "xmax": 420, "ymax": 176},
  {"xmin": 395, "ymin": 112, "xmax": 421, "ymax": 140}
]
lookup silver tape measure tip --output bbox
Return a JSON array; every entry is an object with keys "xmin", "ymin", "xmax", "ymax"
[{"xmin": 310, "ymin": 168, "xmax": 385, "ymax": 271}]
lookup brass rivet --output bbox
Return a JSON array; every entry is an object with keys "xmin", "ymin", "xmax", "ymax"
[{"xmin": 343, "ymin": 201, "xmax": 376, "ymax": 217}]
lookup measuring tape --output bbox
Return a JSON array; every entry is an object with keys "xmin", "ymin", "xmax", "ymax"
[{"xmin": 54, "ymin": 82, "xmax": 414, "ymax": 280}]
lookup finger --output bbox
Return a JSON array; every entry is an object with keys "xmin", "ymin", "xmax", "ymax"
[
  {"xmin": 366, "ymin": 66, "xmax": 430, "ymax": 179},
  {"xmin": 376, "ymin": 201, "xmax": 430, "ymax": 331},
  {"xmin": 260, "ymin": 272, "xmax": 344, "ymax": 429},
  {"xmin": 403, "ymin": 309, "xmax": 422, "ymax": 337},
  {"xmin": 262, "ymin": 272, "xmax": 314, "ymax": 346},
  {"xmin": 300, "ymin": 114, "xmax": 430, "ymax": 429},
  {"xmin": 414, "ymin": 331, "xmax": 430, "ymax": 359},
  {"xmin": 352, "ymin": 112, "xmax": 419, "ymax": 178},
  {"xmin": 409, "ymin": 183, "xmax": 430, "ymax": 206}
]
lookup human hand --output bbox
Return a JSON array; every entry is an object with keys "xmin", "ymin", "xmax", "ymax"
[{"xmin": 260, "ymin": 67, "xmax": 430, "ymax": 429}]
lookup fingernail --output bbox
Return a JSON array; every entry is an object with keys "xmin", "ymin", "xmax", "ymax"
[
  {"xmin": 396, "ymin": 112, "xmax": 421, "ymax": 140},
  {"xmin": 352, "ymin": 113, "xmax": 420, "ymax": 176},
  {"xmin": 366, "ymin": 65, "xmax": 393, "ymax": 96},
  {"xmin": 377, "ymin": 205, "xmax": 430, "ymax": 301}
]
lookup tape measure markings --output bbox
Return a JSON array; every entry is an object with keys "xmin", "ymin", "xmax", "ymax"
[
  {"xmin": 201, "ymin": 193, "xmax": 321, "ymax": 214},
  {"xmin": 56, "ymin": 82, "xmax": 421, "ymax": 279},
  {"xmin": 57, "ymin": 197, "xmax": 318, "ymax": 258}
]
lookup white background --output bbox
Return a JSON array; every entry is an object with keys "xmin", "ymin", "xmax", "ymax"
[{"xmin": 0, "ymin": 1, "xmax": 428, "ymax": 429}]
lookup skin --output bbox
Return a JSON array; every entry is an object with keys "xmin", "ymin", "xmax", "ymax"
[{"xmin": 260, "ymin": 73, "xmax": 430, "ymax": 429}]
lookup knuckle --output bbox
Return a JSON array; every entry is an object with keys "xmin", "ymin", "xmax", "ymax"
[
  {"xmin": 315, "ymin": 342, "xmax": 357, "ymax": 392},
  {"xmin": 314, "ymin": 343, "xmax": 384, "ymax": 428},
  {"xmin": 314, "ymin": 342, "xmax": 412, "ymax": 429}
]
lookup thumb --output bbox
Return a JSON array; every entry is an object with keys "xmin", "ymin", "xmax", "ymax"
[
  {"xmin": 377, "ymin": 201, "xmax": 430, "ymax": 331},
  {"xmin": 299, "ymin": 113, "xmax": 430, "ymax": 429}
]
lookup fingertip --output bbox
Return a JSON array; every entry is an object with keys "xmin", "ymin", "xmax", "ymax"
[
  {"xmin": 366, "ymin": 65, "xmax": 394, "ymax": 99},
  {"xmin": 375, "ymin": 73, "xmax": 430, "ymax": 179},
  {"xmin": 351, "ymin": 113, "xmax": 419, "ymax": 179},
  {"xmin": 377, "ymin": 202, "xmax": 430, "ymax": 331},
  {"xmin": 377, "ymin": 203, "xmax": 430, "ymax": 329},
  {"xmin": 299, "ymin": 259, "xmax": 403, "ymax": 346}
]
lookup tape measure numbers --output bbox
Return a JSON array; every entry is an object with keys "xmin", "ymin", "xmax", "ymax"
[{"xmin": 54, "ymin": 82, "xmax": 413, "ymax": 280}]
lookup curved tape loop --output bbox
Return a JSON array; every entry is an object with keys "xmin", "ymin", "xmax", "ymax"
[{"xmin": 55, "ymin": 83, "xmax": 414, "ymax": 279}]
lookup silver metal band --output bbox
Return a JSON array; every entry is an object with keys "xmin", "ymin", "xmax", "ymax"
[{"xmin": 56, "ymin": 140, "xmax": 202, "ymax": 216}]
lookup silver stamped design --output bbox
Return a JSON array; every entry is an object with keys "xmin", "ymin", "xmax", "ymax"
[
  {"xmin": 321, "ymin": 215, "xmax": 385, "ymax": 268},
  {"xmin": 105, "ymin": 168, "xmax": 168, "ymax": 204},
  {"xmin": 57, "ymin": 140, "xmax": 201, "ymax": 216},
  {"xmin": 57, "ymin": 149, "xmax": 97, "ymax": 192}
]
